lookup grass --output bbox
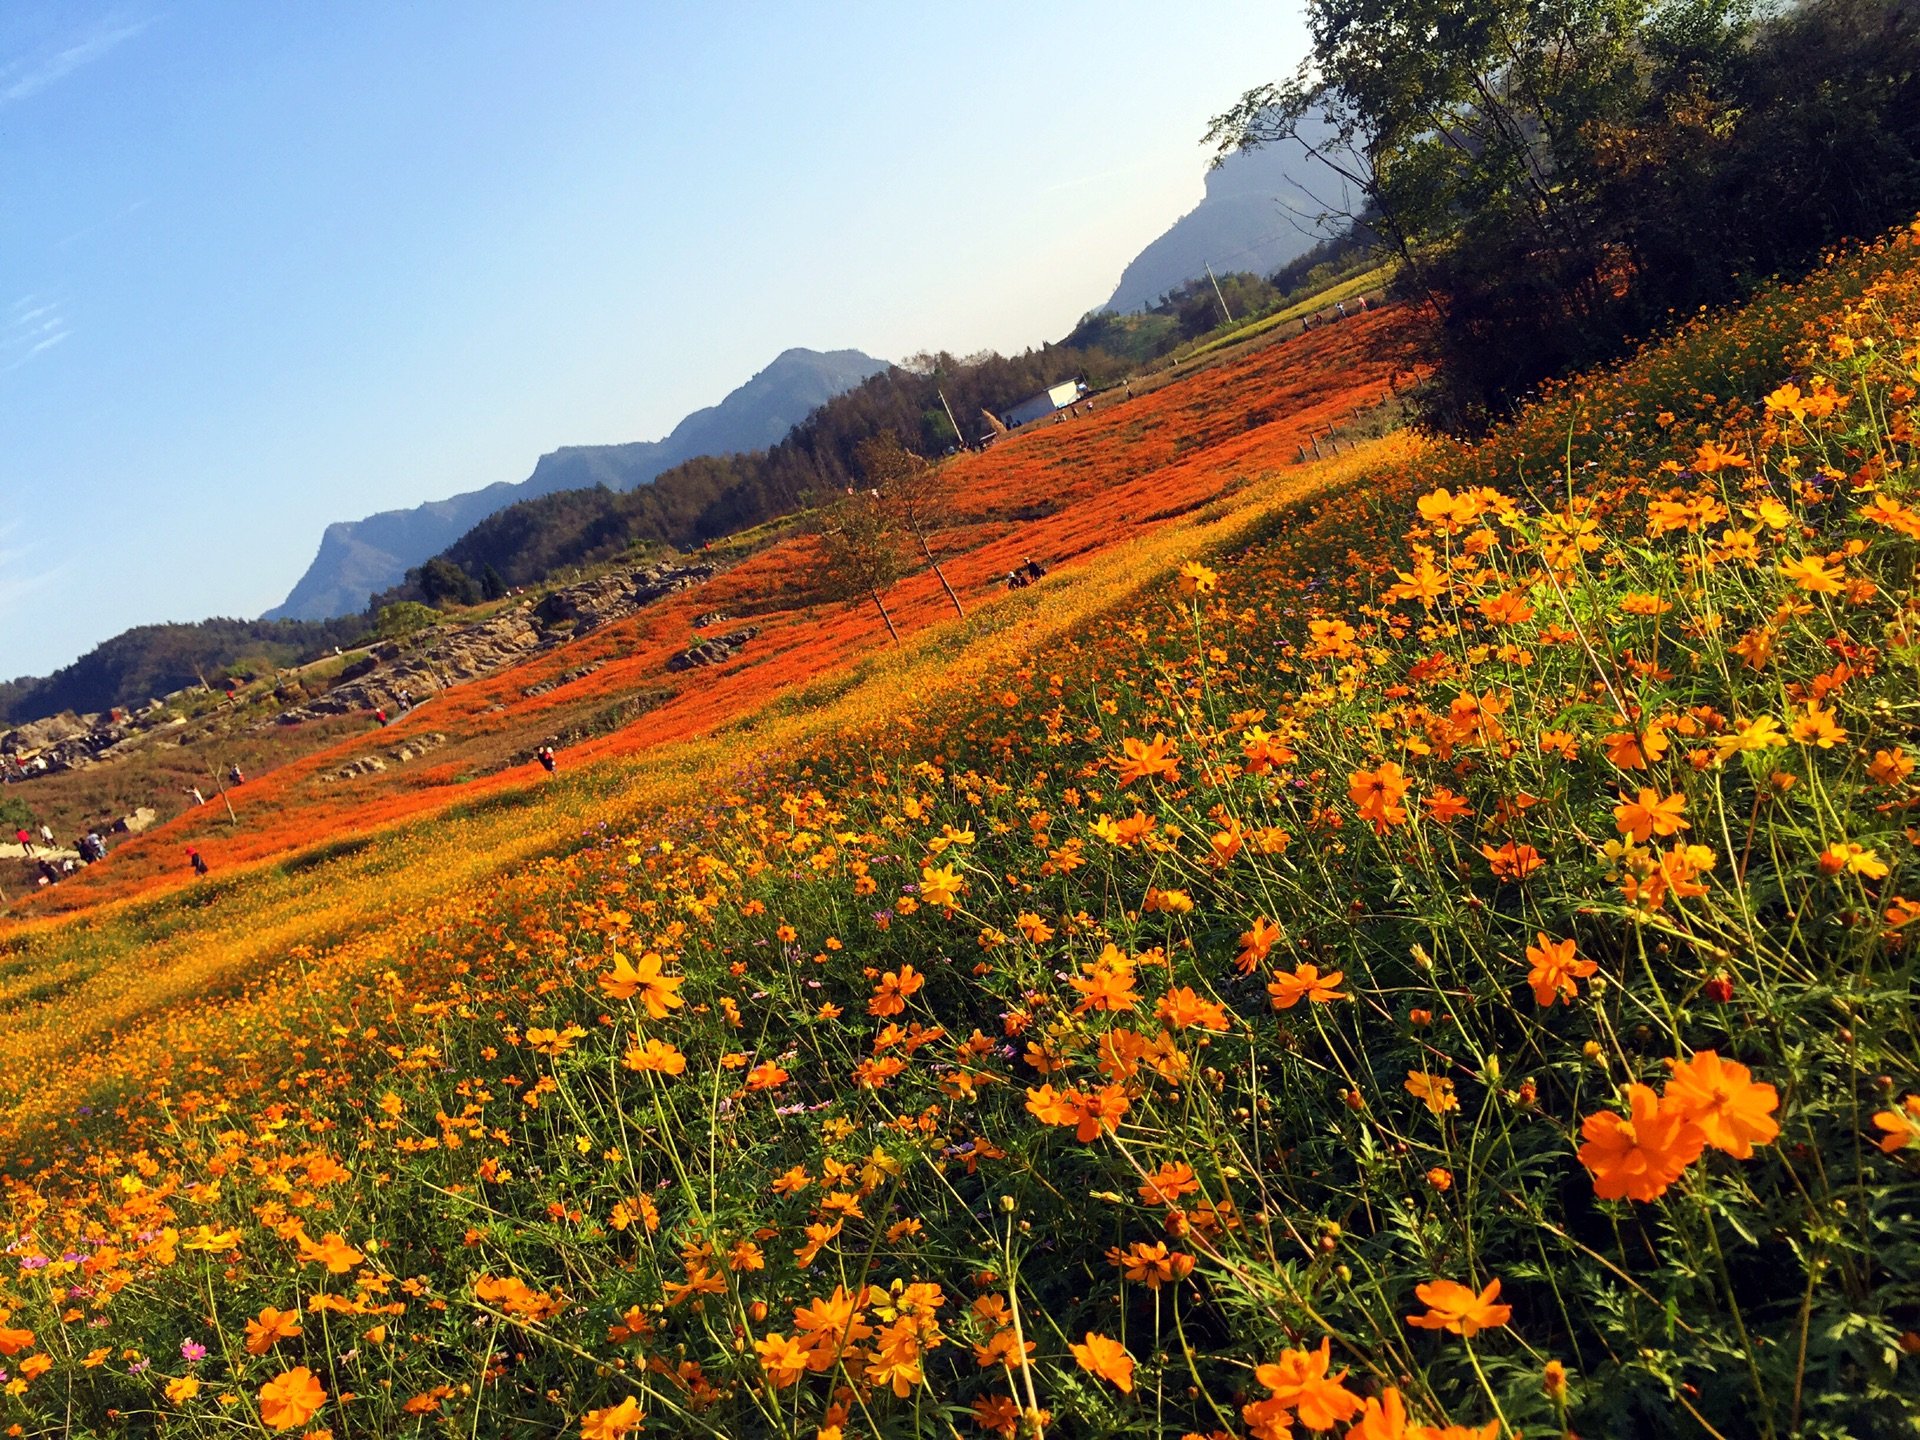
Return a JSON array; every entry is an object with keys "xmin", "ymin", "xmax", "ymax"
[
  {"xmin": 1, "ymin": 221, "xmax": 1918, "ymax": 1440},
  {"xmin": 1169, "ymin": 262, "xmax": 1398, "ymax": 369}
]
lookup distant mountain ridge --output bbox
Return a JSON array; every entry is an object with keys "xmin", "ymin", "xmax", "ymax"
[
  {"xmin": 267, "ymin": 346, "xmax": 887, "ymax": 620},
  {"xmin": 1106, "ymin": 115, "xmax": 1349, "ymax": 312}
]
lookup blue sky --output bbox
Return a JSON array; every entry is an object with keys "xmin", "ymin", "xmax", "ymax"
[{"xmin": 1, "ymin": 3, "xmax": 1308, "ymax": 680}]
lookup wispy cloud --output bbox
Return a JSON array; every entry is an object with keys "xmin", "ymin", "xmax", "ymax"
[
  {"xmin": 54, "ymin": 197, "xmax": 148, "ymax": 250},
  {"xmin": 2, "ymin": 294, "xmax": 72, "ymax": 373},
  {"xmin": 0, "ymin": 10, "xmax": 152, "ymax": 105}
]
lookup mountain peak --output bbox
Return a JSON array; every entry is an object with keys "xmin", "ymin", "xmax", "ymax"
[
  {"xmin": 1105, "ymin": 115, "xmax": 1348, "ymax": 313},
  {"xmin": 265, "ymin": 346, "xmax": 886, "ymax": 621}
]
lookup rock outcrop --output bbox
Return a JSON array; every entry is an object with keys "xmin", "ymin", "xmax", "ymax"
[
  {"xmin": 1, "ymin": 707, "xmax": 188, "ymax": 779},
  {"xmin": 667, "ymin": 627, "xmax": 759, "ymax": 672},
  {"xmin": 319, "ymin": 732, "xmax": 449, "ymax": 785},
  {"xmin": 271, "ymin": 562, "xmax": 714, "ymax": 726}
]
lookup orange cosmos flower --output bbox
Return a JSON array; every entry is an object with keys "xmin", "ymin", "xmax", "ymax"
[
  {"xmin": 1349, "ymin": 761, "xmax": 1411, "ymax": 831},
  {"xmin": 1178, "ymin": 561, "xmax": 1219, "ymax": 595},
  {"xmin": 745, "ymin": 1061, "xmax": 790, "ymax": 1091},
  {"xmin": 1867, "ymin": 747, "xmax": 1915, "ymax": 786},
  {"xmin": 598, "ymin": 951, "xmax": 686, "ymax": 1018},
  {"xmin": 1069, "ymin": 1331, "xmax": 1135, "ymax": 1392},
  {"xmin": 1236, "ymin": 916, "xmax": 1282, "ymax": 974},
  {"xmin": 1024, "ymin": 1083, "xmax": 1078, "ymax": 1128},
  {"xmin": 244, "ymin": 1306, "xmax": 304, "ymax": 1356},
  {"xmin": 1602, "ymin": 723, "xmax": 1670, "ymax": 769},
  {"xmin": 1250, "ymin": 1337, "xmax": 1363, "ymax": 1430},
  {"xmin": 1070, "ymin": 945, "xmax": 1141, "ymax": 1013},
  {"xmin": 1612, "ymin": 787, "xmax": 1688, "ymax": 842},
  {"xmin": 526, "ymin": 1024, "xmax": 586, "ymax": 1056},
  {"xmin": 1015, "ymin": 911, "xmax": 1055, "ymax": 943},
  {"xmin": 1578, "ymin": 1083, "xmax": 1706, "ymax": 1201},
  {"xmin": 295, "ymin": 1231, "xmax": 364, "ymax": 1275},
  {"xmin": 1779, "ymin": 554, "xmax": 1844, "ymax": 594},
  {"xmin": 919, "ymin": 864, "xmax": 964, "ymax": 908},
  {"xmin": 1790, "ymin": 701, "xmax": 1847, "ymax": 748},
  {"xmin": 579, "ymin": 1396, "xmax": 646, "ymax": 1440},
  {"xmin": 868, "ymin": 964, "xmax": 925, "ymax": 1017},
  {"xmin": 1406, "ymin": 1277, "xmax": 1512, "ymax": 1337},
  {"xmin": 1138, "ymin": 1161, "xmax": 1201, "ymax": 1206},
  {"xmin": 1479, "ymin": 841, "xmax": 1544, "ymax": 880},
  {"xmin": 1155, "ymin": 985, "xmax": 1228, "ymax": 1030},
  {"xmin": 1111, "ymin": 734, "xmax": 1180, "ymax": 786},
  {"xmin": 1347, "ymin": 1388, "xmax": 1418, "ymax": 1440},
  {"xmin": 1524, "ymin": 933, "xmax": 1597, "ymax": 1008},
  {"xmin": 258, "ymin": 1366, "xmax": 327, "ymax": 1432},
  {"xmin": 1267, "ymin": 962, "xmax": 1348, "ymax": 1009},
  {"xmin": 1067, "ymin": 1083, "xmax": 1132, "ymax": 1141},
  {"xmin": 754, "ymin": 1332, "xmax": 810, "ymax": 1388},
  {"xmin": 1692, "ymin": 439, "xmax": 1750, "ymax": 472},
  {"xmin": 1819, "ymin": 841, "xmax": 1888, "ymax": 879},
  {"xmin": 623, "ymin": 1038, "xmax": 687, "ymax": 1075},
  {"xmin": 164, "ymin": 1375, "xmax": 202, "ymax": 1406},
  {"xmin": 1872, "ymin": 1095, "xmax": 1920, "ymax": 1153},
  {"xmin": 1663, "ymin": 1051, "xmax": 1778, "ymax": 1159},
  {"xmin": 1106, "ymin": 1239, "xmax": 1196, "ymax": 1289},
  {"xmin": 1404, "ymin": 1071, "xmax": 1458, "ymax": 1115}
]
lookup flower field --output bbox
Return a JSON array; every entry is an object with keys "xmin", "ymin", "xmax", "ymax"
[
  {"xmin": 15, "ymin": 309, "xmax": 1421, "ymax": 925},
  {"xmin": 3, "ymin": 221, "xmax": 1920, "ymax": 1439}
]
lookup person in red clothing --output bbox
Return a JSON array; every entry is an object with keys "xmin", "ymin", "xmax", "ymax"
[{"xmin": 14, "ymin": 826, "xmax": 34, "ymax": 856}]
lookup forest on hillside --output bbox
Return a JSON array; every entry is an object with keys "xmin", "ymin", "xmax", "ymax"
[{"xmin": 0, "ymin": 615, "xmax": 369, "ymax": 727}]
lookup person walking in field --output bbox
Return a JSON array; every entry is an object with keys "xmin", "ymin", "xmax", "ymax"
[
  {"xmin": 187, "ymin": 846, "xmax": 209, "ymax": 877},
  {"xmin": 38, "ymin": 823, "xmax": 52, "ymax": 847},
  {"xmin": 537, "ymin": 745, "xmax": 558, "ymax": 774},
  {"xmin": 14, "ymin": 826, "xmax": 33, "ymax": 856}
]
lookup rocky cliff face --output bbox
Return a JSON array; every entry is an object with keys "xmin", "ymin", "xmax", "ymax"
[{"xmin": 1105, "ymin": 114, "xmax": 1350, "ymax": 313}]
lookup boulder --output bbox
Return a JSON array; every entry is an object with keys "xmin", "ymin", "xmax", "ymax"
[{"xmin": 667, "ymin": 627, "xmax": 759, "ymax": 672}]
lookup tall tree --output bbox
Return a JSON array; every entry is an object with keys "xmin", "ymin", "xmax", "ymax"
[
  {"xmin": 856, "ymin": 435, "xmax": 964, "ymax": 620},
  {"xmin": 1206, "ymin": 0, "xmax": 1760, "ymax": 416},
  {"xmin": 813, "ymin": 488, "xmax": 905, "ymax": 644}
]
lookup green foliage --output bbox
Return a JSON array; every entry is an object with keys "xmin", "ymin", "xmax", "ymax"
[
  {"xmin": 1212, "ymin": 0, "xmax": 1920, "ymax": 421},
  {"xmin": 414, "ymin": 556, "xmax": 480, "ymax": 608},
  {"xmin": 373, "ymin": 601, "xmax": 442, "ymax": 641},
  {"xmin": 0, "ymin": 795, "xmax": 36, "ymax": 833}
]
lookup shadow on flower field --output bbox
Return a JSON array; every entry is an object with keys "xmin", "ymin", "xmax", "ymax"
[{"xmin": 3, "ymin": 222, "xmax": 1920, "ymax": 1438}]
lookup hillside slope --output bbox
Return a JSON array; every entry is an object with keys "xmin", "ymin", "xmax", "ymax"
[
  {"xmin": 13, "ymin": 307, "xmax": 1421, "ymax": 918},
  {"xmin": 2, "ymin": 224, "xmax": 1917, "ymax": 1440},
  {"xmin": 267, "ymin": 346, "xmax": 886, "ymax": 620}
]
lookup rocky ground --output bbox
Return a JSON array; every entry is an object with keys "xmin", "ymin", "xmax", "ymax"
[{"xmin": 268, "ymin": 561, "xmax": 714, "ymax": 725}]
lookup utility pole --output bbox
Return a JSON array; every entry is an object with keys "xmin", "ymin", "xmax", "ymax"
[
  {"xmin": 937, "ymin": 388, "xmax": 964, "ymax": 449},
  {"xmin": 1205, "ymin": 263, "xmax": 1235, "ymax": 325},
  {"xmin": 210, "ymin": 763, "xmax": 238, "ymax": 825}
]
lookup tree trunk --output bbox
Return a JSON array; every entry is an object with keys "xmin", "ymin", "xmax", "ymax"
[
  {"xmin": 870, "ymin": 589, "xmax": 900, "ymax": 644},
  {"xmin": 920, "ymin": 536, "xmax": 965, "ymax": 618}
]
